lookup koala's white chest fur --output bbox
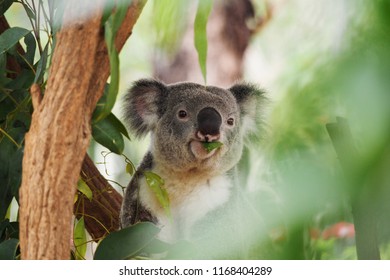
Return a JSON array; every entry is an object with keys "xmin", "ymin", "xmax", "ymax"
[{"xmin": 139, "ymin": 170, "xmax": 232, "ymax": 242}]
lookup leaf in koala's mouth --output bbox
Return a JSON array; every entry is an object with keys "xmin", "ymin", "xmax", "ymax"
[{"xmin": 202, "ymin": 141, "xmax": 223, "ymax": 153}]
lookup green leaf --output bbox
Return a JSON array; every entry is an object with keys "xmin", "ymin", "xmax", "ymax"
[
  {"xmin": 6, "ymin": 222, "xmax": 18, "ymax": 240},
  {"xmin": 96, "ymin": 0, "xmax": 132, "ymax": 122},
  {"xmin": 0, "ymin": 0, "xmax": 14, "ymax": 16},
  {"xmin": 144, "ymin": 171, "xmax": 171, "ymax": 218},
  {"xmin": 0, "ymin": 52, "xmax": 6, "ymax": 81},
  {"xmin": 92, "ymin": 113, "xmax": 125, "ymax": 154},
  {"xmin": 202, "ymin": 141, "xmax": 223, "ymax": 153},
  {"xmin": 112, "ymin": 0, "xmax": 132, "ymax": 33},
  {"xmin": 0, "ymin": 219, "xmax": 10, "ymax": 241},
  {"xmin": 34, "ymin": 43, "xmax": 49, "ymax": 84},
  {"xmin": 73, "ymin": 217, "xmax": 87, "ymax": 260},
  {"xmin": 0, "ymin": 238, "xmax": 19, "ymax": 260},
  {"xmin": 141, "ymin": 238, "xmax": 170, "ymax": 255},
  {"xmin": 101, "ymin": 0, "xmax": 114, "ymax": 25},
  {"xmin": 77, "ymin": 179, "xmax": 93, "ymax": 201},
  {"xmin": 108, "ymin": 113, "xmax": 130, "ymax": 139},
  {"xmin": 126, "ymin": 162, "xmax": 134, "ymax": 176},
  {"xmin": 23, "ymin": 32, "xmax": 36, "ymax": 66},
  {"xmin": 93, "ymin": 88, "xmax": 129, "ymax": 139},
  {"xmin": 92, "ymin": 83, "xmax": 109, "ymax": 121},
  {"xmin": 94, "ymin": 222, "xmax": 159, "ymax": 260},
  {"xmin": 6, "ymin": 69, "xmax": 35, "ymax": 90},
  {"xmin": 20, "ymin": 1, "xmax": 35, "ymax": 20},
  {"xmin": 0, "ymin": 27, "xmax": 30, "ymax": 55},
  {"xmin": 0, "ymin": 220, "xmax": 18, "ymax": 242},
  {"xmin": 152, "ymin": 0, "xmax": 189, "ymax": 51},
  {"xmin": 194, "ymin": 0, "xmax": 213, "ymax": 83},
  {"xmin": 0, "ymin": 127, "xmax": 25, "ymax": 218},
  {"xmin": 99, "ymin": 19, "xmax": 119, "ymax": 122}
]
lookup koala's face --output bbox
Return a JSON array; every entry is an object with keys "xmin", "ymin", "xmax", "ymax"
[{"xmin": 123, "ymin": 79, "xmax": 264, "ymax": 175}]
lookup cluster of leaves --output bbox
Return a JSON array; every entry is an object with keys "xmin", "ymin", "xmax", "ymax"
[
  {"xmin": 0, "ymin": 0, "xmax": 143, "ymax": 259},
  {"xmin": 252, "ymin": 0, "xmax": 390, "ymax": 260}
]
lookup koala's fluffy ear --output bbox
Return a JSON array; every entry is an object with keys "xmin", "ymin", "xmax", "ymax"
[
  {"xmin": 229, "ymin": 83, "xmax": 267, "ymax": 139},
  {"xmin": 123, "ymin": 79, "xmax": 167, "ymax": 138}
]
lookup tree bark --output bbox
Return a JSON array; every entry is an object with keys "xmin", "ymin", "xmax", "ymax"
[
  {"xmin": 19, "ymin": 0, "xmax": 146, "ymax": 260},
  {"xmin": 76, "ymin": 154, "xmax": 122, "ymax": 240}
]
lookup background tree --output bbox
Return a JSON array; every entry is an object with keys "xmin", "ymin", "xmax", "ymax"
[{"xmin": 1, "ymin": 0, "xmax": 390, "ymax": 261}]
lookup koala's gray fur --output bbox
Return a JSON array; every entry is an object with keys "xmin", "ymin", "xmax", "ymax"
[{"xmin": 120, "ymin": 79, "xmax": 265, "ymax": 243}]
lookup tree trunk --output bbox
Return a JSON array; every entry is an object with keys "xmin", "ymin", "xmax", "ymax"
[{"xmin": 19, "ymin": 0, "xmax": 146, "ymax": 260}]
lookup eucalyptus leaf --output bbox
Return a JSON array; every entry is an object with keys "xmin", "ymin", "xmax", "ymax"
[
  {"xmin": 99, "ymin": 18, "xmax": 119, "ymax": 122},
  {"xmin": 92, "ymin": 114, "xmax": 125, "ymax": 154},
  {"xmin": 0, "ymin": 220, "xmax": 18, "ymax": 242},
  {"xmin": 94, "ymin": 222, "xmax": 159, "ymax": 260},
  {"xmin": 126, "ymin": 162, "xmax": 134, "ymax": 176},
  {"xmin": 7, "ymin": 222, "xmax": 19, "ymax": 240},
  {"xmin": 101, "ymin": 0, "xmax": 114, "ymax": 25},
  {"xmin": 0, "ymin": 127, "xmax": 24, "ymax": 218},
  {"xmin": 23, "ymin": 32, "xmax": 36, "ymax": 66},
  {"xmin": 0, "ymin": 27, "xmax": 30, "ymax": 55},
  {"xmin": 152, "ymin": 0, "xmax": 189, "ymax": 51},
  {"xmin": 93, "ymin": 91, "xmax": 130, "ymax": 139},
  {"xmin": 0, "ymin": 219, "xmax": 10, "ymax": 241},
  {"xmin": 202, "ymin": 141, "xmax": 223, "ymax": 153},
  {"xmin": 34, "ymin": 43, "xmax": 49, "ymax": 84},
  {"xmin": 6, "ymin": 69, "xmax": 35, "ymax": 90},
  {"xmin": 0, "ymin": 0, "xmax": 14, "ymax": 16},
  {"xmin": 77, "ymin": 179, "xmax": 93, "ymax": 201},
  {"xmin": 107, "ymin": 113, "xmax": 130, "ymax": 139},
  {"xmin": 0, "ymin": 238, "xmax": 19, "ymax": 260},
  {"xmin": 141, "ymin": 238, "xmax": 170, "ymax": 255},
  {"xmin": 112, "ymin": 0, "xmax": 132, "ymax": 33},
  {"xmin": 194, "ymin": 0, "xmax": 213, "ymax": 83},
  {"xmin": 73, "ymin": 217, "xmax": 87, "ymax": 260},
  {"xmin": 20, "ymin": 1, "xmax": 35, "ymax": 20},
  {"xmin": 144, "ymin": 171, "xmax": 171, "ymax": 218},
  {"xmin": 0, "ymin": 52, "xmax": 6, "ymax": 82},
  {"xmin": 97, "ymin": 0, "xmax": 132, "ymax": 122},
  {"xmin": 92, "ymin": 83, "xmax": 109, "ymax": 121},
  {"xmin": 8, "ymin": 143, "xmax": 23, "ymax": 200}
]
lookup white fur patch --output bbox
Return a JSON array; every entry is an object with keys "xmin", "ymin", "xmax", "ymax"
[
  {"xmin": 176, "ymin": 175, "xmax": 232, "ymax": 239},
  {"xmin": 139, "ymin": 175, "xmax": 232, "ymax": 242},
  {"xmin": 241, "ymin": 114, "xmax": 256, "ymax": 135}
]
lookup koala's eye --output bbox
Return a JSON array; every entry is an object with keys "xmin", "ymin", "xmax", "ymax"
[
  {"xmin": 227, "ymin": 117, "xmax": 235, "ymax": 126},
  {"xmin": 178, "ymin": 110, "xmax": 188, "ymax": 119}
]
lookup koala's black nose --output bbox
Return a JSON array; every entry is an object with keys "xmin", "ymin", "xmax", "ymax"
[{"xmin": 197, "ymin": 107, "xmax": 222, "ymax": 141}]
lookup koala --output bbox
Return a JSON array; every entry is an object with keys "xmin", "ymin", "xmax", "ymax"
[{"xmin": 120, "ymin": 79, "xmax": 265, "ymax": 243}]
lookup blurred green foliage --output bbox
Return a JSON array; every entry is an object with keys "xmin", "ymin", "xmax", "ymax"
[
  {"xmin": 251, "ymin": 0, "xmax": 390, "ymax": 259},
  {"xmin": 1, "ymin": 0, "xmax": 390, "ymax": 260}
]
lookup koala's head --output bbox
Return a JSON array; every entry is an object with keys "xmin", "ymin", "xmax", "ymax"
[{"xmin": 123, "ymin": 79, "xmax": 265, "ymax": 175}]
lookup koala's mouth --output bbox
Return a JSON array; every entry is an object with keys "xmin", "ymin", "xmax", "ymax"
[{"xmin": 189, "ymin": 140, "xmax": 221, "ymax": 160}]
